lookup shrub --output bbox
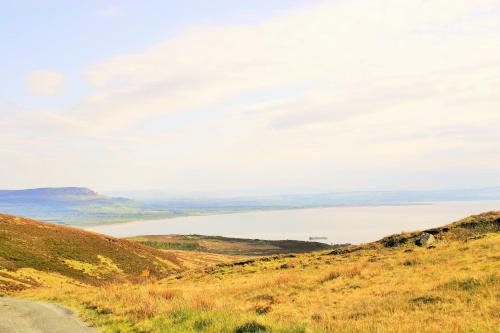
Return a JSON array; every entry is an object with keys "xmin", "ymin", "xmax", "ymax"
[{"xmin": 234, "ymin": 321, "xmax": 268, "ymax": 333}]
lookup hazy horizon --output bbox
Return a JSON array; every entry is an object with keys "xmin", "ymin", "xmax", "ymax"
[
  {"xmin": 2, "ymin": 0, "xmax": 500, "ymax": 193},
  {"xmin": 2, "ymin": 185, "xmax": 500, "ymax": 200}
]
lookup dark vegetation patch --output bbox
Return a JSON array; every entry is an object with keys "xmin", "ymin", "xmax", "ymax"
[
  {"xmin": 255, "ymin": 305, "xmax": 272, "ymax": 314},
  {"xmin": 439, "ymin": 274, "xmax": 498, "ymax": 293},
  {"xmin": 348, "ymin": 312, "xmax": 368, "ymax": 320},
  {"xmin": 169, "ymin": 308, "xmax": 190, "ymax": 324},
  {"xmin": 441, "ymin": 278, "xmax": 482, "ymax": 292},
  {"xmin": 311, "ymin": 313, "xmax": 322, "ymax": 321},
  {"xmin": 250, "ymin": 294, "xmax": 276, "ymax": 304},
  {"xmin": 128, "ymin": 234, "xmax": 332, "ymax": 256},
  {"xmin": 234, "ymin": 321, "xmax": 268, "ymax": 333},
  {"xmin": 409, "ymin": 296, "xmax": 444, "ymax": 305},
  {"xmin": 466, "ymin": 234, "xmax": 486, "ymax": 241},
  {"xmin": 193, "ymin": 318, "xmax": 212, "ymax": 331},
  {"xmin": 402, "ymin": 259, "xmax": 420, "ymax": 266},
  {"xmin": 381, "ymin": 234, "xmax": 408, "ymax": 248},
  {"xmin": 137, "ymin": 241, "xmax": 200, "ymax": 251}
]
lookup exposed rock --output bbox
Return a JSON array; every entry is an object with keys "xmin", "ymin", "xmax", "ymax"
[{"xmin": 418, "ymin": 232, "xmax": 436, "ymax": 247}]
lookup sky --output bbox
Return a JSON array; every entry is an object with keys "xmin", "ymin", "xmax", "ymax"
[{"xmin": 1, "ymin": 0, "xmax": 500, "ymax": 195}]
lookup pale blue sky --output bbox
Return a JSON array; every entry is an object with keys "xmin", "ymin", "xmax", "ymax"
[
  {"xmin": 1, "ymin": 1, "xmax": 500, "ymax": 194},
  {"xmin": 1, "ymin": 0, "xmax": 316, "ymax": 107}
]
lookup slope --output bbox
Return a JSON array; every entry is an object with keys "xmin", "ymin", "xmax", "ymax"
[
  {"xmin": 0, "ymin": 213, "xmax": 232, "ymax": 292},
  {"xmin": 13, "ymin": 211, "xmax": 500, "ymax": 333}
]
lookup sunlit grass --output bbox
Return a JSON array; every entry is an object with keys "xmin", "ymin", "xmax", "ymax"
[{"xmin": 17, "ymin": 231, "xmax": 499, "ymax": 333}]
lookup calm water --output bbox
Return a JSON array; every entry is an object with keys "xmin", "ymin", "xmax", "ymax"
[{"xmin": 87, "ymin": 200, "xmax": 500, "ymax": 244}]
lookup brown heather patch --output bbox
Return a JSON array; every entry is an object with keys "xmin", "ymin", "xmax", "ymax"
[{"xmin": 0, "ymin": 213, "xmax": 186, "ymax": 287}]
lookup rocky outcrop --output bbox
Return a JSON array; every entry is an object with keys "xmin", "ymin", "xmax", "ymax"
[{"xmin": 418, "ymin": 232, "xmax": 436, "ymax": 247}]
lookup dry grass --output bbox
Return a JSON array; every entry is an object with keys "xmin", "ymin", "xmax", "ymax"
[
  {"xmin": 148, "ymin": 288, "xmax": 181, "ymax": 300},
  {"xmin": 5, "ymin": 211, "xmax": 500, "ymax": 332},
  {"xmin": 320, "ymin": 265, "xmax": 363, "ymax": 282},
  {"xmin": 13, "ymin": 231, "xmax": 498, "ymax": 332}
]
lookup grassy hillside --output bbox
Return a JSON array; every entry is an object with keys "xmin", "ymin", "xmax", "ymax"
[
  {"xmin": 127, "ymin": 235, "xmax": 334, "ymax": 256},
  {"xmin": 0, "ymin": 213, "xmax": 233, "ymax": 292},
  {"xmin": 8, "ymin": 211, "xmax": 499, "ymax": 333}
]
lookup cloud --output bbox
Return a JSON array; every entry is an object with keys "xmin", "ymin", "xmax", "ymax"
[
  {"xmin": 97, "ymin": 5, "xmax": 122, "ymax": 17},
  {"xmin": 80, "ymin": 0, "xmax": 500, "ymax": 130},
  {"xmin": 25, "ymin": 70, "xmax": 65, "ymax": 97},
  {"xmin": 6, "ymin": 0, "xmax": 500, "ymax": 191}
]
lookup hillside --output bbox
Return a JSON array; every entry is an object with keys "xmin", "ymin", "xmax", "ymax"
[
  {"xmin": 127, "ymin": 235, "xmax": 334, "ymax": 256},
  {"xmin": 0, "ymin": 187, "xmax": 174, "ymax": 226},
  {"xmin": 0, "ymin": 213, "xmax": 233, "ymax": 292},
  {"xmin": 9, "ymin": 211, "xmax": 500, "ymax": 333}
]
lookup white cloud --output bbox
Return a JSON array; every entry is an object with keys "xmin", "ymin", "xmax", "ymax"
[
  {"xmin": 80, "ymin": 0, "xmax": 500, "ymax": 130},
  {"xmin": 6, "ymin": 0, "xmax": 500, "ymax": 191},
  {"xmin": 25, "ymin": 70, "xmax": 65, "ymax": 97}
]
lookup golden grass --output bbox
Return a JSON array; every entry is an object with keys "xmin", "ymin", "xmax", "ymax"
[
  {"xmin": 63, "ymin": 255, "xmax": 124, "ymax": 278},
  {"xmin": 320, "ymin": 265, "xmax": 363, "ymax": 282},
  {"xmin": 13, "ymin": 231, "xmax": 500, "ymax": 333}
]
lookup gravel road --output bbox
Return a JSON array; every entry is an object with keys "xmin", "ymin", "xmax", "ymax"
[{"xmin": 0, "ymin": 297, "xmax": 98, "ymax": 333}]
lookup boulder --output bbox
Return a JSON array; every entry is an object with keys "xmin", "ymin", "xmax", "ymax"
[{"xmin": 419, "ymin": 232, "xmax": 436, "ymax": 247}]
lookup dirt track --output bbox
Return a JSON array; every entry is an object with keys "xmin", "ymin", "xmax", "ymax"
[{"xmin": 0, "ymin": 297, "xmax": 98, "ymax": 333}]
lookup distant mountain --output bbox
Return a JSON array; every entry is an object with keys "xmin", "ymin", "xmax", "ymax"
[
  {"xmin": 0, "ymin": 187, "xmax": 173, "ymax": 227},
  {"xmin": 0, "ymin": 187, "xmax": 103, "ymax": 201},
  {"xmin": 2, "ymin": 186, "xmax": 500, "ymax": 228}
]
